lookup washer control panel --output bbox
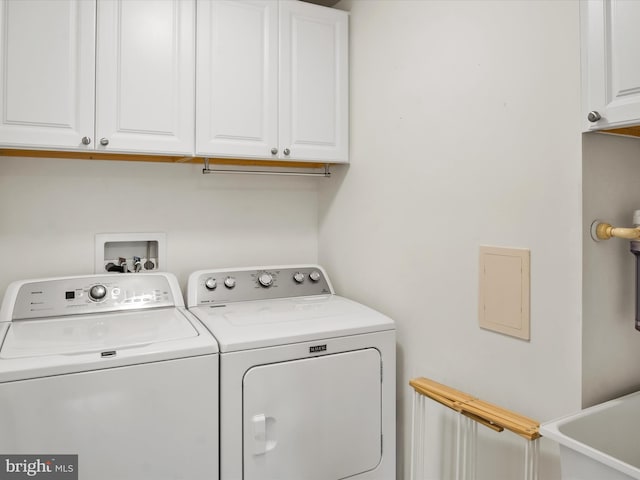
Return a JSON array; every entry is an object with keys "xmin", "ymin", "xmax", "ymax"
[
  {"xmin": 194, "ymin": 266, "xmax": 332, "ymax": 305},
  {"xmin": 11, "ymin": 275, "xmax": 174, "ymax": 320}
]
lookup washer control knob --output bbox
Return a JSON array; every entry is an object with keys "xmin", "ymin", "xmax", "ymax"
[
  {"xmin": 258, "ymin": 273, "xmax": 273, "ymax": 287},
  {"xmin": 293, "ymin": 272, "xmax": 305, "ymax": 284},
  {"xmin": 224, "ymin": 276, "xmax": 236, "ymax": 289},
  {"xmin": 309, "ymin": 270, "xmax": 321, "ymax": 282},
  {"xmin": 204, "ymin": 277, "xmax": 217, "ymax": 290},
  {"xmin": 89, "ymin": 284, "xmax": 107, "ymax": 301}
]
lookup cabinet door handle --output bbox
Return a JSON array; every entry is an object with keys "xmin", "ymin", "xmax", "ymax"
[
  {"xmin": 271, "ymin": 147, "xmax": 278, "ymax": 155},
  {"xmin": 81, "ymin": 136, "xmax": 91, "ymax": 145},
  {"xmin": 100, "ymin": 138, "xmax": 109, "ymax": 146},
  {"xmin": 587, "ymin": 111, "xmax": 602, "ymax": 122},
  {"xmin": 283, "ymin": 148, "xmax": 291, "ymax": 156}
]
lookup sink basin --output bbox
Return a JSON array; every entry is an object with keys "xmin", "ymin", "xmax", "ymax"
[{"xmin": 540, "ymin": 391, "xmax": 640, "ymax": 480}]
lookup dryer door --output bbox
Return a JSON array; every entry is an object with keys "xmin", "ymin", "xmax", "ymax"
[{"xmin": 243, "ymin": 348, "xmax": 382, "ymax": 480}]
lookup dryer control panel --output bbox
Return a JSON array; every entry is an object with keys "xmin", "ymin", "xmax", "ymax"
[
  {"xmin": 192, "ymin": 266, "xmax": 333, "ymax": 306},
  {"xmin": 9, "ymin": 274, "xmax": 175, "ymax": 320}
]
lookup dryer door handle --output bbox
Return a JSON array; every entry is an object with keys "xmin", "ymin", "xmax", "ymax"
[{"xmin": 251, "ymin": 414, "xmax": 277, "ymax": 455}]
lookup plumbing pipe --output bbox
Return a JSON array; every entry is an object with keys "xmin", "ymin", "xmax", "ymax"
[{"xmin": 592, "ymin": 221, "xmax": 640, "ymax": 241}]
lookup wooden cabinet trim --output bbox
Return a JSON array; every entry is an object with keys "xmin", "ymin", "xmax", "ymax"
[{"xmin": 0, "ymin": 148, "xmax": 326, "ymax": 169}]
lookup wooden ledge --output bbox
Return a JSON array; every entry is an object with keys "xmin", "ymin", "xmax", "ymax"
[
  {"xmin": 0, "ymin": 148, "xmax": 326, "ymax": 169},
  {"xmin": 410, "ymin": 377, "xmax": 540, "ymax": 441},
  {"xmin": 602, "ymin": 126, "xmax": 640, "ymax": 138}
]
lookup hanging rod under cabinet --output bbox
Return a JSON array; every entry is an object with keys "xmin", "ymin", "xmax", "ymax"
[{"xmin": 202, "ymin": 158, "xmax": 331, "ymax": 177}]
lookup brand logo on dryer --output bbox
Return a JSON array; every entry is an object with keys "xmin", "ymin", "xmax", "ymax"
[{"xmin": 309, "ymin": 344, "xmax": 327, "ymax": 353}]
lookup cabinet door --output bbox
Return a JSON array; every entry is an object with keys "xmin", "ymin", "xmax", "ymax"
[
  {"xmin": 279, "ymin": 0, "xmax": 348, "ymax": 163},
  {"xmin": 196, "ymin": 0, "xmax": 278, "ymax": 159},
  {"xmin": 583, "ymin": 0, "xmax": 640, "ymax": 131},
  {"xmin": 0, "ymin": 0, "xmax": 95, "ymax": 150},
  {"xmin": 96, "ymin": 0, "xmax": 195, "ymax": 154}
]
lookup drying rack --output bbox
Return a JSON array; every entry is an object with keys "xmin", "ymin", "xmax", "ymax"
[{"xmin": 409, "ymin": 377, "xmax": 540, "ymax": 480}]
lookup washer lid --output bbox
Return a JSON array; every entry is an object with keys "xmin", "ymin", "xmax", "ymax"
[
  {"xmin": 189, "ymin": 295, "xmax": 395, "ymax": 353},
  {"xmin": 0, "ymin": 308, "xmax": 198, "ymax": 359}
]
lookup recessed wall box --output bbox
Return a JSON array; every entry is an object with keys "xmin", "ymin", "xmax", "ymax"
[{"xmin": 95, "ymin": 233, "xmax": 166, "ymax": 274}]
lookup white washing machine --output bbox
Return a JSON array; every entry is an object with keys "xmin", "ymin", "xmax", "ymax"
[
  {"xmin": 0, "ymin": 272, "xmax": 219, "ymax": 480},
  {"xmin": 187, "ymin": 265, "xmax": 396, "ymax": 480}
]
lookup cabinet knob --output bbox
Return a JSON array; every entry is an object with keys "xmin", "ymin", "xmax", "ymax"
[
  {"xmin": 587, "ymin": 111, "xmax": 602, "ymax": 122},
  {"xmin": 100, "ymin": 138, "xmax": 109, "ymax": 146},
  {"xmin": 283, "ymin": 148, "xmax": 291, "ymax": 156},
  {"xmin": 271, "ymin": 147, "xmax": 278, "ymax": 155},
  {"xmin": 81, "ymin": 136, "xmax": 91, "ymax": 145}
]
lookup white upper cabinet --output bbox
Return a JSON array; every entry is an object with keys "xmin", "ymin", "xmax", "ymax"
[
  {"xmin": 1, "ymin": 0, "xmax": 346, "ymax": 162},
  {"xmin": 279, "ymin": 1, "xmax": 348, "ymax": 163},
  {"xmin": 0, "ymin": 0, "xmax": 96, "ymax": 150},
  {"xmin": 96, "ymin": 0, "xmax": 194, "ymax": 154},
  {"xmin": 196, "ymin": 0, "xmax": 278, "ymax": 159},
  {"xmin": 0, "ymin": 0, "xmax": 194, "ymax": 155},
  {"xmin": 582, "ymin": 0, "xmax": 640, "ymax": 131},
  {"xmin": 197, "ymin": 0, "xmax": 349, "ymax": 163}
]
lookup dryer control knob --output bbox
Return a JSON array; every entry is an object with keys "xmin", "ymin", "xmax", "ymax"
[
  {"xmin": 224, "ymin": 276, "xmax": 236, "ymax": 289},
  {"xmin": 204, "ymin": 277, "xmax": 217, "ymax": 290},
  {"xmin": 89, "ymin": 284, "xmax": 107, "ymax": 301},
  {"xmin": 293, "ymin": 272, "xmax": 305, "ymax": 283},
  {"xmin": 309, "ymin": 270, "xmax": 321, "ymax": 282},
  {"xmin": 258, "ymin": 273, "xmax": 273, "ymax": 287}
]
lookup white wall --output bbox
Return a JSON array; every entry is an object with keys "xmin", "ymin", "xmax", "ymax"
[
  {"xmin": 321, "ymin": 1, "xmax": 582, "ymax": 479},
  {"xmin": 0, "ymin": 156, "xmax": 319, "ymax": 303},
  {"xmin": 582, "ymin": 132, "xmax": 640, "ymax": 408}
]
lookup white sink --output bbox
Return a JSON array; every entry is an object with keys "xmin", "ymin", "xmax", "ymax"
[{"xmin": 540, "ymin": 391, "xmax": 640, "ymax": 480}]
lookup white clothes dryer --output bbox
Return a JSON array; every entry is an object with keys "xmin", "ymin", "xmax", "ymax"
[
  {"xmin": 0, "ymin": 273, "xmax": 219, "ymax": 480},
  {"xmin": 187, "ymin": 265, "xmax": 396, "ymax": 480}
]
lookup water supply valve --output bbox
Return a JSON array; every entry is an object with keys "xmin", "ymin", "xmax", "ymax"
[{"xmin": 105, "ymin": 257, "xmax": 130, "ymax": 273}]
